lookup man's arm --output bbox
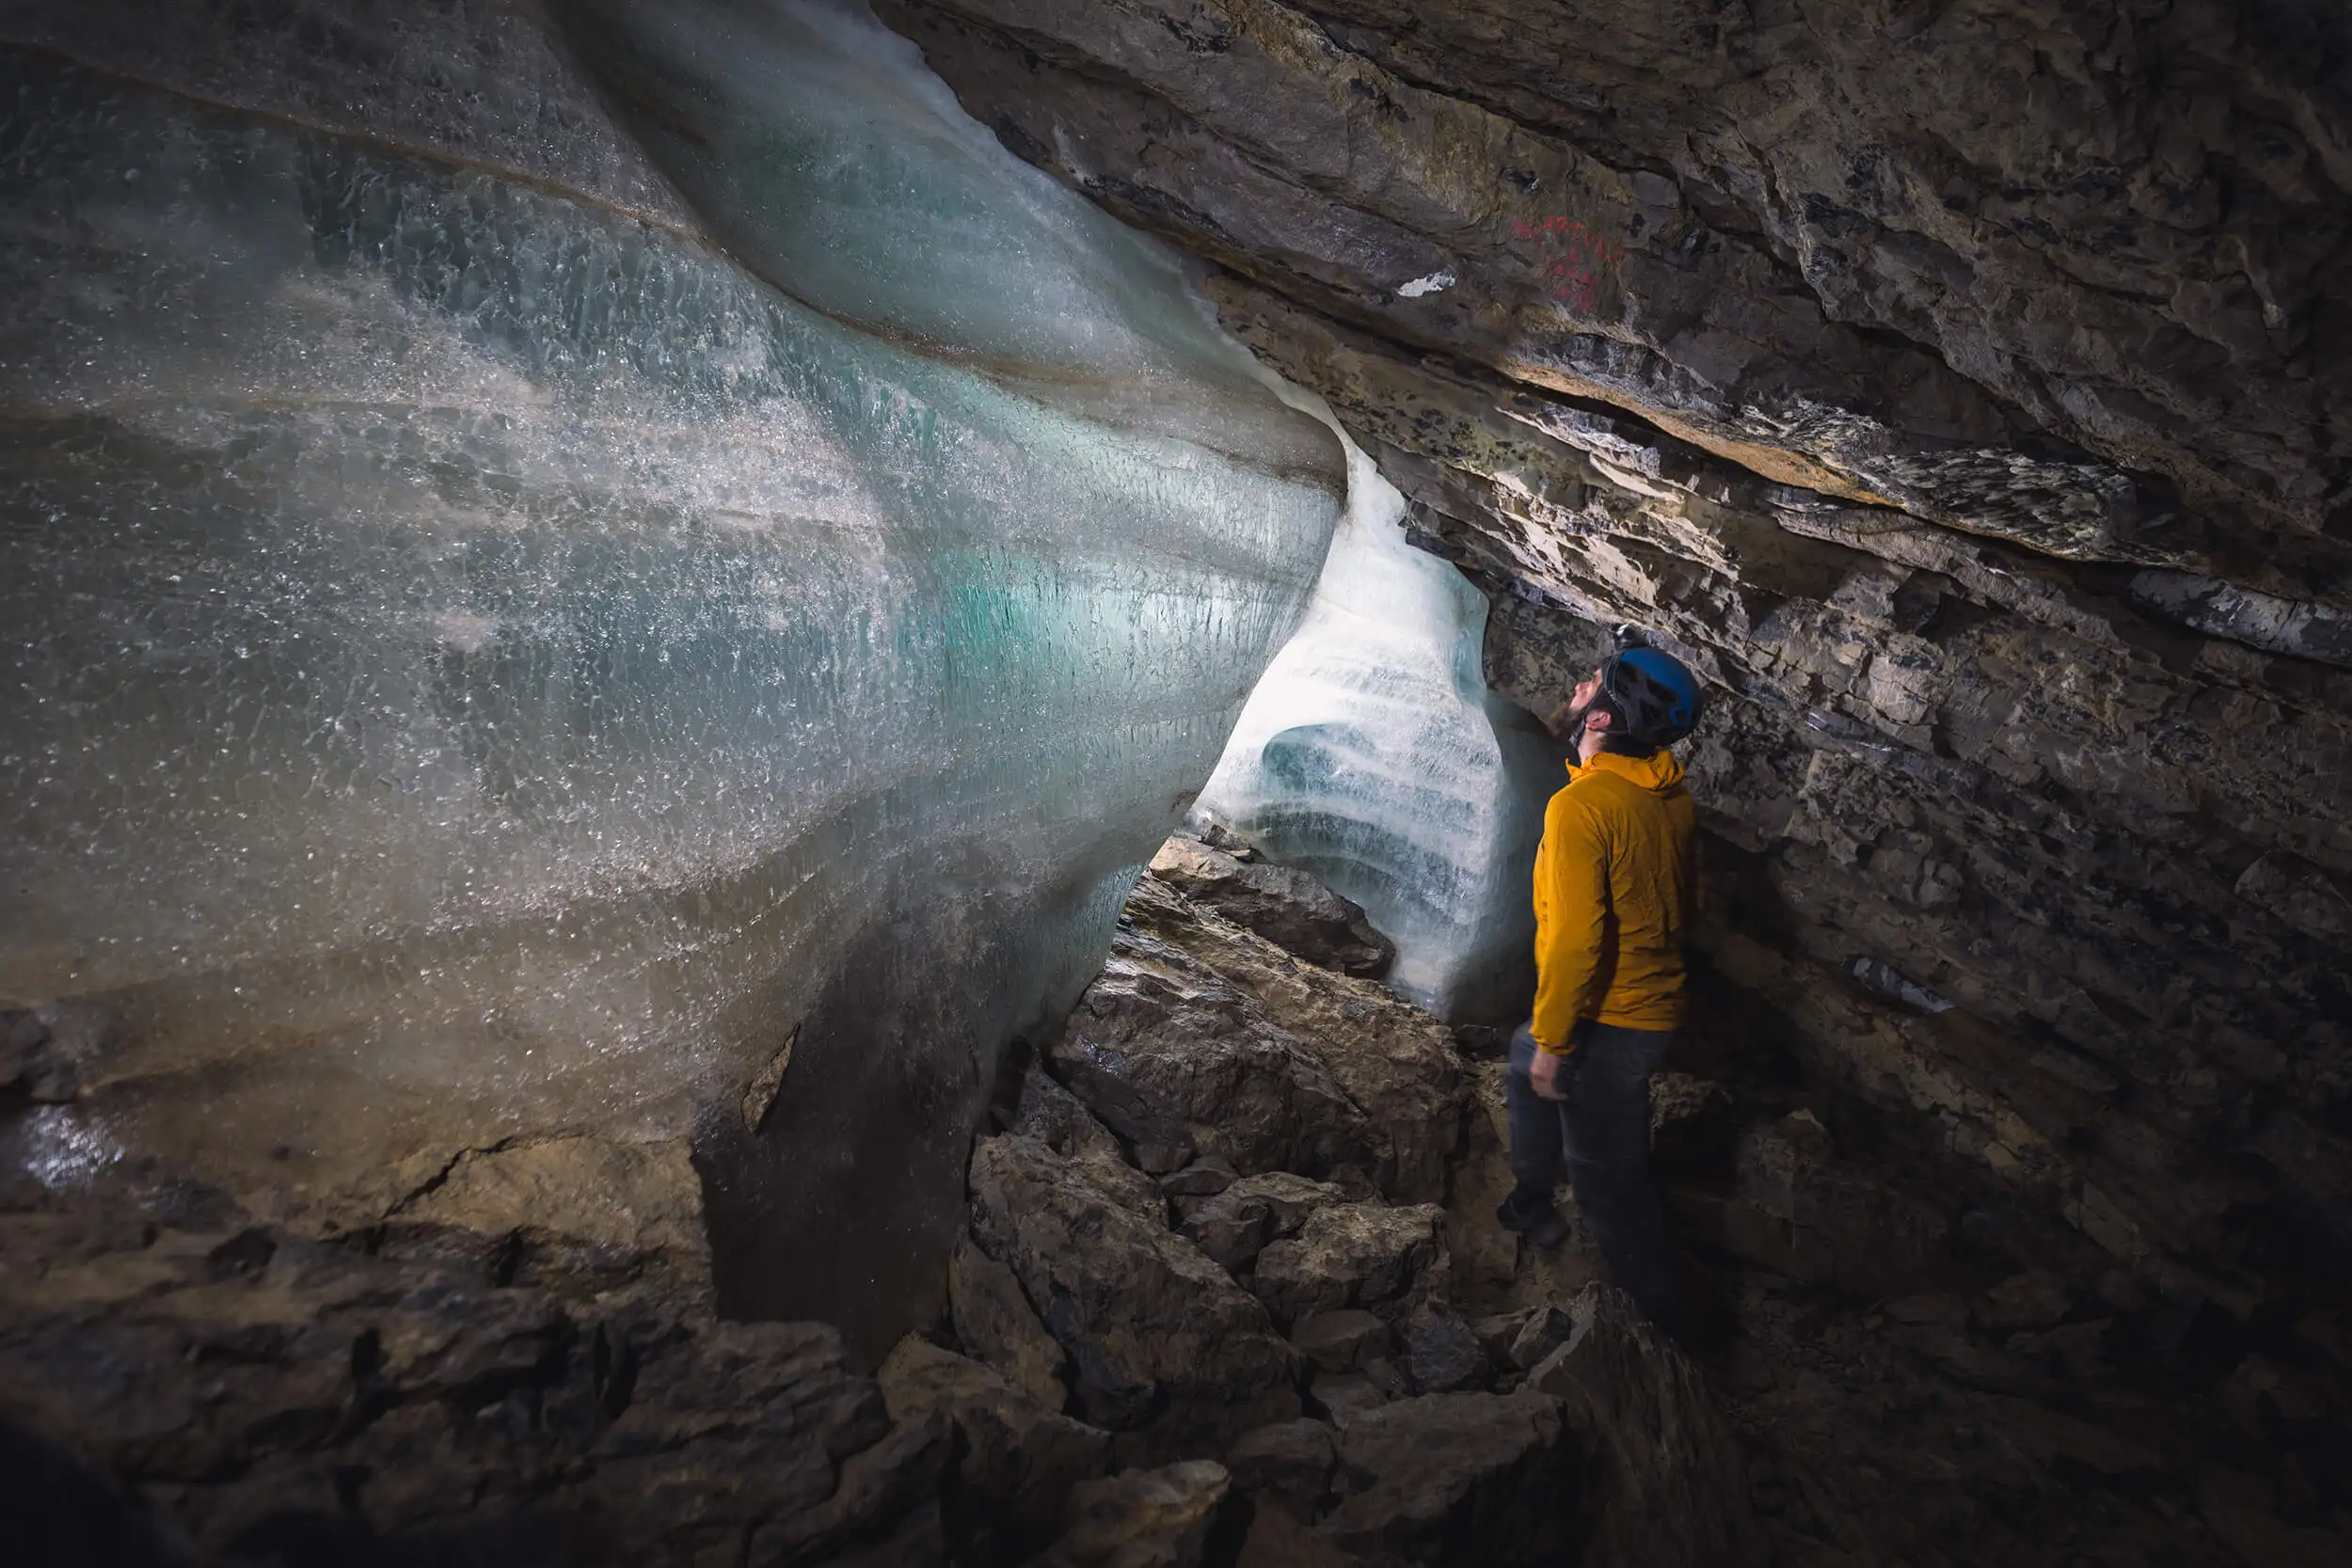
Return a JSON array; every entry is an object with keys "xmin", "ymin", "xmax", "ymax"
[{"xmin": 1530, "ymin": 792, "xmax": 1609, "ymax": 1053}]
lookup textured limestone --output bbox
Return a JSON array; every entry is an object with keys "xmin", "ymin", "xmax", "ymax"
[
  {"xmin": 1036, "ymin": 1460, "xmax": 1232, "ymax": 1568},
  {"xmin": 1249, "ymin": 1201, "xmax": 1449, "ymax": 1327},
  {"xmin": 1051, "ymin": 874, "xmax": 1468, "ymax": 1202},
  {"xmin": 1176, "ymin": 1170, "xmax": 1348, "ymax": 1274},
  {"xmin": 377, "ymin": 1134, "xmax": 711, "ymax": 1306},
  {"xmin": 870, "ymin": 0, "xmax": 2352, "ymax": 1354},
  {"xmin": 1148, "ymin": 835, "xmax": 1396, "ymax": 977},
  {"xmin": 878, "ymin": 0, "xmax": 2352, "ymax": 601},
  {"xmin": 965, "ymin": 1133, "xmax": 1303, "ymax": 1449},
  {"xmin": 948, "ymin": 1234, "xmax": 1072, "ymax": 1414},
  {"xmin": 1316, "ymin": 1392, "xmax": 1574, "ymax": 1567},
  {"xmin": 1719, "ymin": 1112, "xmax": 1954, "ymax": 1298},
  {"xmin": 1525, "ymin": 1282, "xmax": 1763, "ymax": 1568},
  {"xmin": 0, "ymin": 1200, "xmax": 945, "ymax": 1565},
  {"xmin": 877, "ymin": 1337, "xmax": 1111, "ymax": 1535}
]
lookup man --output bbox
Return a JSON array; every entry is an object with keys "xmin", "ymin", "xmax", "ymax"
[{"xmin": 1499, "ymin": 637, "xmax": 1705, "ymax": 1340}]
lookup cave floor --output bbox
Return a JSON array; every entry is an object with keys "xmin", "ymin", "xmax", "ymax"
[{"xmin": 3, "ymin": 844, "xmax": 2345, "ymax": 1566}]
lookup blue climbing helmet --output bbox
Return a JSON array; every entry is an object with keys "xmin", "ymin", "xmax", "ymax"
[{"xmin": 1598, "ymin": 642, "xmax": 1706, "ymax": 749}]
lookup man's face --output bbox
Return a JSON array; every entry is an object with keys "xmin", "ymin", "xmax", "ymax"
[
  {"xmin": 1549, "ymin": 668, "xmax": 1610, "ymax": 744},
  {"xmin": 1571, "ymin": 668, "xmax": 1604, "ymax": 719}
]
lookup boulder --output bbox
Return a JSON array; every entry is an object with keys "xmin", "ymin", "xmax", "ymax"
[
  {"xmin": 1009, "ymin": 1068, "xmax": 1168, "ymax": 1223},
  {"xmin": 877, "ymin": 1337, "xmax": 1111, "ymax": 1532},
  {"xmin": 1036, "ymin": 1460, "xmax": 1232, "ymax": 1568},
  {"xmin": 1177, "ymin": 1172, "xmax": 1348, "ymax": 1274},
  {"xmin": 1525, "ymin": 1283, "xmax": 1762, "ymax": 1568},
  {"xmin": 378, "ymin": 1133, "xmax": 713, "ymax": 1306},
  {"xmin": 1053, "ymin": 876, "xmax": 1464, "ymax": 1202},
  {"xmin": 1176, "ymin": 1192, "xmax": 1276, "ymax": 1275},
  {"xmin": 1307, "ymin": 1371, "xmax": 1398, "ymax": 1427},
  {"xmin": 1050, "ymin": 919, "xmax": 1376, "ymax": 1188},
  {"xmin": 0, "ymin": 1199, "xmax": 946, "ymax": 1564},
  {"xmin": 1506, "ymin": 1306, "xmax": 1576, "ymax": 1370},
  {"xmin": 1401, "ymin": 1309, "xmax": 1489, "ymax": 1393},
  {"xmin": 1250, "ymin": 1202, "xmax": 1446, "ymax": 1327},
  {"xmin": 1148, "ymin": 835, "xmax": 1394, "ymax": 977},
  {"xmin": 1720, "ymin": 1112, "xmax": 1949, "ymax": 1298},
  {"xmin": 965, "ymin": 1135, "xmax": 1300, "ymax": 1449},
  {"xmin": 1318, "ymin": 1392, "xmax": 1574, "ymax": 1566},
  {"xmin": 1224, "ymin": 1418, "xmax": 1337, "ymax": 1505},
  {"xmin": 948, "ymin": 1234, "xmax": 1069, "ymax": 1412},
  {"xmin": 1290, "ymin": 1309, "xmax": 1391, "ymax": 1374},
  {"xmin": 1158, "ymin": 1159, "xmax": 1238, "ymax": 1199},
  {"xmin": 1975, "ymin": 1269, "xmax": 2075, "ymax": 1333}
]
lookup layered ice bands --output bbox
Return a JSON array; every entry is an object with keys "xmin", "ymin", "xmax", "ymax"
[
  {"xmin": 1198, "ymin": 418, "xmax": 1558, "ymax": 1024},
  {"xmin": 0, "ymin": 0, "xmax": 1343, "ymax": 1348}
]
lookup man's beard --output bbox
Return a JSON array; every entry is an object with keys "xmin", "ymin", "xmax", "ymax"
[{"xmin": 1556, "ymin": 694, "xmax": 1597, "ymax": 746}]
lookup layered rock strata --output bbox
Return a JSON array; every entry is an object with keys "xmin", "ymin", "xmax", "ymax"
[{"xmin": 873, "ymin": 0, "xmax": 2352, "ymax": 1505}]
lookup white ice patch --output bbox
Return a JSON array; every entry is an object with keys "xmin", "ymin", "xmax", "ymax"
[
  {"xmin": 1395, "ymin": 270, "xmax": 1455, "ymax": 299},
  {"xmin": 1197, "ymin": 404, "xmax": 1556, "ymax": 1022},
  {"xmin": 19, "ymin": 1105, "xmax": 124, "ymax": 1192}
]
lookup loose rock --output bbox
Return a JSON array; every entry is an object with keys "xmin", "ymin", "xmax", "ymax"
[
  {"xmin": 1526, "ymin": 1283, "xmax": 1762, "ymax": 1568},
  {"xmin": 1054, "ymin": 876, "xmax": 1464, "ymax": 1202},
  {"xmin": 1036, "ymin": 1460, "xmax": 1232, "ymax": 1568},
  {"xmin": 878, "ymin": 1337, "xmax": 1111, "ymax": 1533},
  {"xmin": 949, "ymin": 1234, "xmax": 1070, "ymax": 1413},
  {"xmin": 1318, "ymin": 1392, "xmax": 1573, "ymax": 1566},
  {"xmin": 965, "ymin": 1134, "xmax": 1300, "ymax": 1449},
  {"xmin": 1402, "ymin": 1308, "xmax": 1489, "ymax": 1393},
  {"xmin": 1224, "ymin": 1418, "xmax": 1337, "ymax": 1505},
  {"xmin": 1290, "ymin": 1309, "xmax": 1391, "ymax": 1374},
  {"xmin": 1250, "ymin": 1202, "xmax": 1447, "ymax": 1327},
  {"xmin": 1148, "ymin": 835, "xmax": 1395, "ymax": 978}
]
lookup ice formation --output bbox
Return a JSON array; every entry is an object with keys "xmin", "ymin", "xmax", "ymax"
[
  {"xmin": 1197, "ymin": 416, "xmax": 1560, "ymax": 1023},
  {"xmin": 0, "ymin": 0, "xmax": 1342, "ymax": 1335}
]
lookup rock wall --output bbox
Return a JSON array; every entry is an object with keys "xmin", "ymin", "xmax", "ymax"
[{"xmin": 877, "ymin": 0, "xmax": 2352, "ymax": 1509}]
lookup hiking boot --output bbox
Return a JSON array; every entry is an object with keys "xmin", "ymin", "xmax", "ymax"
[{"xmin": 1496, "ymin": 1189, "xmax": 1570, "ymax": 1249}]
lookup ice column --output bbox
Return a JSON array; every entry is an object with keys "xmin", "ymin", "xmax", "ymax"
[
  {"xmin": 1198, "ymin": 414, "xmax": 1559, "ymax": 1022},
  {"xmin": 0, "ymin": 0, "xmax": 1343, "ymax": 1347}
]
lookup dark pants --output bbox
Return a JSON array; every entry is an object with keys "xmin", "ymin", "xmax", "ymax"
[{"xmin": 1507, "ymin": 1020, "xmax": 1689, "ymax": 1339}]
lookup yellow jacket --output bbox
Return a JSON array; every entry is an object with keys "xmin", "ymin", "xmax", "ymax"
[{"xmin": 1531, "ymin": 748, "xmax": 1697, "ymax": 1050}]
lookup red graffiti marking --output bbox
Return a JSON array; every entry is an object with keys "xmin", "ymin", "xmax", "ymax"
[{"xmin": 1514, "ymin": 215, "xmax": 1620, "ymax": 316}]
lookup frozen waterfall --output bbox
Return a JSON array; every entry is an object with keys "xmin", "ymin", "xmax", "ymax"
[
  {"xmin": 1197, "ymin": 416, "xmax": 1559, "ymax": 1023},
  {"xmin": 0, "ymin": 0, "xmax": 1342, "ymax": 1344}
]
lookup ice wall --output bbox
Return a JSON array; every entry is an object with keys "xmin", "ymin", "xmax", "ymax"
[
  {"xmin": 0, "ymin": 0, "xmax": 1342, "ymax": 1342},
  {"xmin": 1197, "ymin": 417, "xmax": 1558, "ymax": 1023}
]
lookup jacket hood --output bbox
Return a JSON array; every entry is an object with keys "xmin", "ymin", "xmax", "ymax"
[{"xmin": 1566, "ymin": 748, "xmax": 1686, "ymax": 792}]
